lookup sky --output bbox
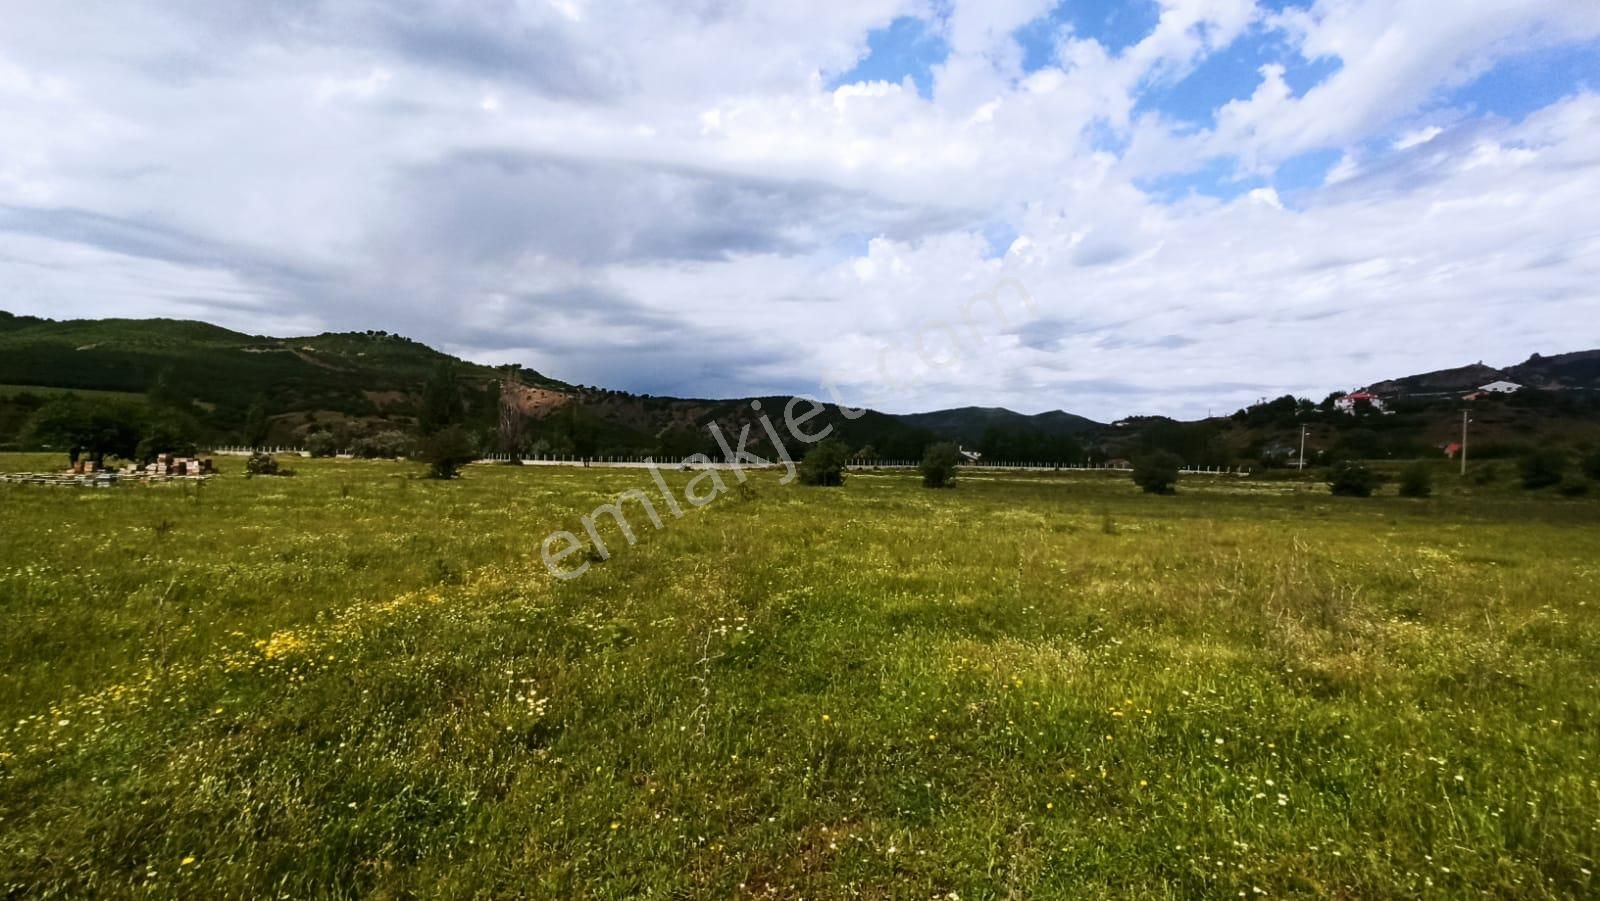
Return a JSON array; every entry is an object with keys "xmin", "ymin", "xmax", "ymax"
[{"xmin": 1, "ymin": 0, "xmax": 1599, "ymax": 420}]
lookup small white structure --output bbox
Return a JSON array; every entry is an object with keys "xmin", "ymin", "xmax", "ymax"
[
  {"xmin": 958, "ymin": 446, "xmax": 982, "ymax": 464},
  {"xmin": 1478, "ymin": 380, "xmax": 1522, "ymax": 394},
  {"xmin": 1334, "ymin": 391, "xmax": 1386, "ymax": 414}
]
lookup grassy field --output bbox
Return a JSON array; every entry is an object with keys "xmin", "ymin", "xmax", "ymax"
[{"xmin": 1, "ymin": 455, "xmax": 1598, "ymax": 898}]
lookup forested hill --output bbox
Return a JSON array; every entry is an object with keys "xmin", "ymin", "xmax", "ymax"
[
  {"xmin": 0, "ymin": 311, "xmax": 1097, "ymax": 459},
  {"xmin": 2, "ymin": 310, "xmax": 1597, "ymax": 468}
]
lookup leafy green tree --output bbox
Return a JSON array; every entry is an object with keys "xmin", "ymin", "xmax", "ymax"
[
  {"xmin": 920, "ymin": 442, "xmax": 961, "ymax": 488},
  {"xmin": 1583, "ymin": 449, "xmax": 1600, "ymax": 482},
  {"xmin": 1328, "ymin": 461, "xmax": 1379, "ymax": 497},
  {"xmin": 351, "ymin": 430, "xmax": 413, "ymax": 459},
  {"xmin": 797, "ymin": 439, "xmax": 849, "ymax": 486},
  {"xmin": 418, "ymin": 362, "xmax": 465, "ymax": 435},
  {"xmin": 1132, "ymin": 450, "xmax": 1183, "ymax": 495},
  {"xmin": 1557, "ymin": 477, "xmax": 1590, "ymax": 498},
  {"xmin": 304, "ymin": 431, "xmax": 339, "ymax": 458},
  {"xmin": 1398, "ymin": 462, "xmax": 1434, "ymax": 498},
  {"xmin": 26, "ymin": 396, "xmax": 143, "ymax": 465},
  {"xmin": 244, "ymin": 396, "xmax": 271, "ymax": 446},
  {"xmin": 135, "ymin": 408, "xmax": 202, "ymax": 462},
  {"xmin": 145, "ymin": 366, "xmax": 190, "ymax": 410},
  {"xmin": 418, "ymin": 425, "xmax": 476, "ymax": 480},
  {"xmin": 1519, "ymin": 449, "xmax": 1568, "ymax": 490}
]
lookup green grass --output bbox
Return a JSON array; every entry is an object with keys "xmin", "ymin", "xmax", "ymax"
[{"xmin": 2, "ymin": 457, "xmax": 1598, "ymax": 897}]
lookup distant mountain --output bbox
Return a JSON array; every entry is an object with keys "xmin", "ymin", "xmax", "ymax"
[
  {"xmin": 3, "ymin": 310, "xmax": 1594, "ymax": 465},
  {"xmin": 1366, "ymin": 350, "xmax": 1600, "ymax": 396},
  {"xmin": 898, "ymin": 406, "xmax": 1102, "ymax": 445},
  {"xmin": 0, "ymin": 311, "xmax": 1098, "ymax": 459}
]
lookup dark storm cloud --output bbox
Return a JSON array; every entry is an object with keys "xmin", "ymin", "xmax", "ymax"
[{"xmin": 381, "ymin": 149, "xmax": 976, "ymax": 266}]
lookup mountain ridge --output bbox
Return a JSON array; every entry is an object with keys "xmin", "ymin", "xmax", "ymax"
[{"xmin": 2, "ymin": 310, "xmax": 1597, "ymax": 465}]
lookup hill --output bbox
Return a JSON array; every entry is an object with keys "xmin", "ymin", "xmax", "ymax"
[
  {"xmin": 0, "ymin": 312, "xmax": 1090, "ymax": 459},
  {"xmin": 2, "ymin": 310, "xmax": 1596, "ymax": 467}
]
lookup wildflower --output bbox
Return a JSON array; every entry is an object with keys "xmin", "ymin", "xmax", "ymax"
[
  {"xmin": 180, "ymin": 857, "xmax": 195, "ymax": 866},
  {"xmin": 821, "ymin": 714, "xmax": 831, "ymax": 723},
  {"xmin": 610, "ymin": 822, "xmax": 620, "ymax": 830}
]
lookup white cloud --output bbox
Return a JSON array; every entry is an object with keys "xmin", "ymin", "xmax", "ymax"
[{"xmin": 0, "ymin": 0, "xmax": 1596, "ymax": 418}]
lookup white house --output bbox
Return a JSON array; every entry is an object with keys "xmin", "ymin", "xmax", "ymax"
[
  {"xmin": 1334, "ymin": 391, "xmax": 1386, "ymax": 414},
  {"xmin": 1477, "ymin": 380, "xmax": 1522, "ymax": 394}
]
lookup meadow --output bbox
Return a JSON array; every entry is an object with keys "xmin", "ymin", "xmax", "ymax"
[{"xmin": 1, "ymin": 455, "xmax": 1597, "ymax": 898}]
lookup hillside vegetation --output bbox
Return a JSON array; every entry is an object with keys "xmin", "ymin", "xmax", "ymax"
[{"xmin": 2, "ymin": 311, "xmax": 1597, "ymax": 471}]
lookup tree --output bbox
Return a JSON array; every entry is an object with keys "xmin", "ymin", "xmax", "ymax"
[
  {"xmin": 418, "ymin": 425, "xmax": 476, "ymax": 480},
  {"xmin": 1583, "ymin": 449, "xmax": 1600, "ymax": 482},
  {"xmin": 135, "ymin": 408, "xmax": 202, "ymax": 462},
  {"xmin": 1328, "ymin": 461, "xmax": 1378, "ymax": 497},
  {"xmin": 496, "ymin": 370, "xmax": 525, "ymax": 455},
  {"xmin": 1132, "ymin": 450, "xmax": 1183, "ymax": 495},
  {"xmin": 1398, "ymin": 462, "xmax": 1434, "ymax": 498},
  {"xmin": 304, "ymin": 431, "xmax": 339, "ymax": 458},
  {"xmin": 351, "ymin": 430, "xmax": 413, "ymax": 459},
  {"xmin": 145, "ymin": 366, "xmax": 190, "ymax": 410},
  {"xmin": 244, "ymin": 396, "xmax": 271, "ymax": 447},
  {"xmin": 920, "ymin": 442, "xmax": 961, "ymax": 488},
  {"xmin": 1519, "ymin": 449, "xmax": 1568, "ymax": 490},
  {"xmin": 418, "ymin": 362, "xmax": 465, "ymax": 435},
  {"xmin": 26, "ymin": 396, "xmax": 143, "ymax": 465},
  {"xmin": 797, "ymin": 439, "xmax": 849, "ymax": 486}
]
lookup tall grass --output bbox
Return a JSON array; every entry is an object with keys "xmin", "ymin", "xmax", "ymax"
[{"xmin": 1, "ymin": 457, "xmax": 1597, "ymax": 896}]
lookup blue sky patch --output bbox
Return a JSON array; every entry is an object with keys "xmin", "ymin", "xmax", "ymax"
[{"xmin": 829, "ymin": 15, "xmax": 949, "ymax": 98}]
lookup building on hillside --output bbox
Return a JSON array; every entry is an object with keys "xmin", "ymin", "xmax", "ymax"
[
  {"xmin": 1477, "ymin": 380, "xmax": 1522, "ymax": 394},
  {"xmin": 1334, "ymin": 390, "xmax": 1387, "ymax": 414}
]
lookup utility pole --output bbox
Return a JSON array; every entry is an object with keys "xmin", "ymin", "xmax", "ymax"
[
  {"xmin": 1460, "ymin": 410, "xmax": 1470, "ymax": 477},
  {"xmin": 1298, "ymin": 425, "xmax": 1307, "ymax": 471}
]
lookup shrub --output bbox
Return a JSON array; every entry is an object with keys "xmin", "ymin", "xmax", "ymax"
[
  {"xmin": 245, "ymin": 452, "xmax": 293, "ymax": 477},
  {"xmin": 1131, "ymin": 451, "xmax": 1183, "ymax": 495},
  {"xmin": 1584, "ymin": 450, "xmax": 1600, "ymax": 482},
  {"xmin": 1519, "ymin": 449, "xmax": 1568, "ymax": 490},
  {"xmin": 352, "ymin": 430, "xmax": 412, "ymax": 459},
  {"xmin": 304, "ymin": 431, "xmax": 339, "ymax": 458},
  {"xmin": 1397, "ymin": 462, "xmax": 1433, "ymax": 498},
  {"xmin": 1328, "ymin": 461, "xmax": 1378, "ymax": 497},
  {"xmin": 418, "ymin": 426, "xmax": 476, "ymax": 480},
  {"xmin": 797, "ymin": 440, "xmax": 849, "ymax": 487},
  {"xmin": 1469, "ymin": 463, "xmax": 1501, "ymax": 486},
  {"xmin": 920, "ymin": 442, "xmax": 961, "ymax": 488},
  {"xmin": 1557, "ymin": 477, "xmax": 1590, "ymax": 498}
]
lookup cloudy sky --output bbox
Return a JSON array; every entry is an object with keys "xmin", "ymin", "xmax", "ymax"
[{"xmin": 2, "ymin": 0, "xmax": 1599, "ymax": 419}]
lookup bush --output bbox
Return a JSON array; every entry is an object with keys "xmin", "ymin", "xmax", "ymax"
[
  {"xmin": 1131, "ymin": 451, "xmax": 1182, "ymax": 495},
  {"xmin": 352, "ymin": 430, "xmax": 412, "ymax": 459},
  {"xmin": 1584, "ymin": 450, "xmax": 1600, "ymax": 482},
  {"xmin": 1469, "ymin": 463, "xmax": 1501, "ymax": 486},
  {"xmin": 245, "ymin": 452, "xmax": 293, "ymax": 477},
  {"xmin": 920, "ymin": 442, "xmax": 961, "ymax": 488},
  {"xmin": 797, "ymin": 440, "xmax": 849, "ymax": 487},
  {"xmin": 304, "ymin": 431, "xmax": 339, "ymax": 458},
  {"xmin": 1397, "ymin": 462, "xmax": 1433, "ymax": 498},
  {"xmin": 1328, "ymin": 461, "xmax": 1378, "ymax": 497},
  {"xmin": 418, "ymin": 426, "xmax": 476, "ymax": 480},
  {"xmin": 1519, "ymin": 449, "xmax": 1568, "ymax": 490},
  {"xmin": 1557, "ymin": 477, "xmax": 1590, "ymax": 498}
]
